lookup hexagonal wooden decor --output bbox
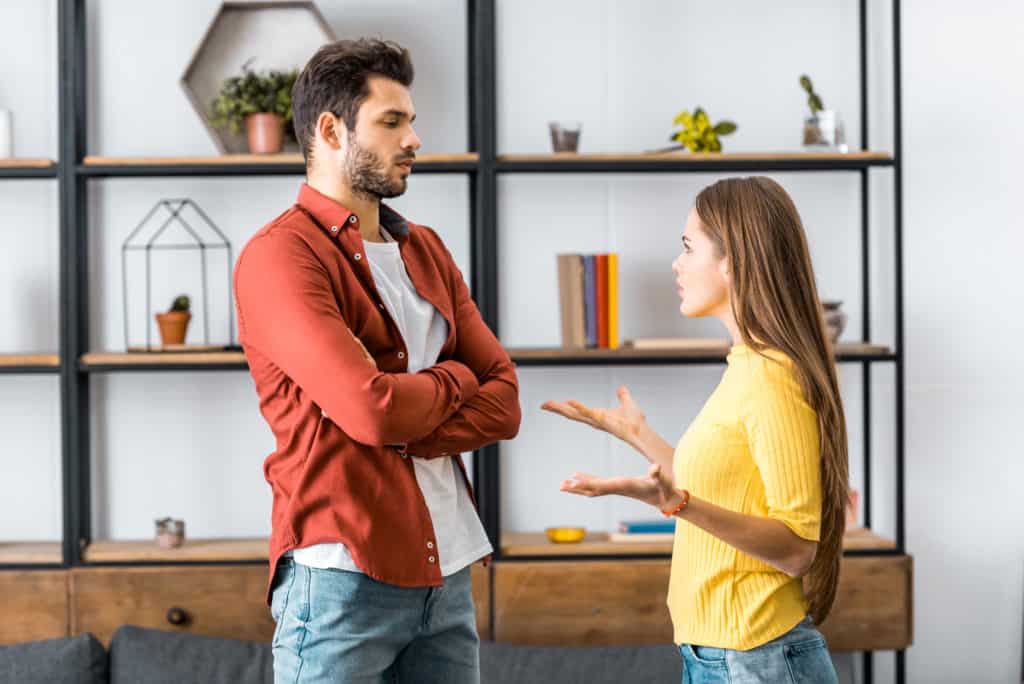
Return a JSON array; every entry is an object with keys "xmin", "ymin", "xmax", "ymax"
[{"xmin": 181, "ymin": 1, "xmax": 336, "ymax": 154}]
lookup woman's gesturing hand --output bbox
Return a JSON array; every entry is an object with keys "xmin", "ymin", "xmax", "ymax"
[
  {"xmin": 541, "ymin": 385, "xmax": 647, "ymax": 449},
  {"xmin": 559, "ymin": 463, "xmax": 681, "ymax": 512}
]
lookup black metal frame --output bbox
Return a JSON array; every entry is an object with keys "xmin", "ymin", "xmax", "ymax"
[{"xmin": 0, "ymin": 1, "xmax": 905, "ymax": 681}]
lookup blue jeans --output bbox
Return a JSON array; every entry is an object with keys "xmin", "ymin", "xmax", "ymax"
[
  {"xmin": 270, "ymin": 558, "xmax": 480, "ymax": 683},
  {"xmin": 680, "ymin": 616, "xmax": 838, "ymax": 683}
]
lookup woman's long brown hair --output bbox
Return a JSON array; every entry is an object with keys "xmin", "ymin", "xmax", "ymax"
[{"xmin": 695, "ymin": 176, "xmax": 849, "ymax": 624}]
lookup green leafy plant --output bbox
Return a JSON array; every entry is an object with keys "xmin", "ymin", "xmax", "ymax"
[
  {"xmin": 210, "ymin": 61, "xmax": 298, "ymax": 137},
  {"xmin": 799, "ymin": 75, "xmax": 825, "ymax": 115},
  {"xmin": 169, "ymin": 295, "xmax": 190, "ymax": 313},
  {"xmin": 669, "ymin": 107, "xmax": 737, "ymax": 152}
]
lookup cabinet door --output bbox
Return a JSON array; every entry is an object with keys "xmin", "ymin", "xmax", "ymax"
[
  {"xmin": 0, "ymin": 570, "xmax": 69, "ymax": 644},
  {"xmin": 818, "ymin": 554, "xmax": 913, "ymax": 651},
  {"xmin": 70, "ymin": 565, "xmax": 274, "ymax": 646},
  {"xmin": 71, "ymin": 562, "xmax": 492, "ymax": 646},
  {"xmin": 492, "ymin": 560, "xmax": 673, "ymax": 646}
]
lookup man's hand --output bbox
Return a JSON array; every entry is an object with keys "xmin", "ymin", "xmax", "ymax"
[{"xmin": 348, "ymin": 328, "xmax": 377, "ymax": 369}]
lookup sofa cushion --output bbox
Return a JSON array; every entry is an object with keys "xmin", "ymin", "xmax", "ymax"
[
  {"xmin": 479, "ymin": 641, "xmax": 681, "ymax": 684},
  {"xmin": 108, "ymin": 626, "xmax": 272, "ymax": 684},
  {"xmin": 0, "ymin": 633, "xmax": 107, "ymax": 684}
]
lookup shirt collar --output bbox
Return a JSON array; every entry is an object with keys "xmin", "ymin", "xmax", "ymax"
[{"xmin": 297, "ymin": 183, "xmax": 411, "ymax": 240}]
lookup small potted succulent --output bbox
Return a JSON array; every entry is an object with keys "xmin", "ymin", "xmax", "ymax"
[
  {"xmin": 210, "ymin": 62, "xmax": 297, "ymax": 154},
  {"xmin": 800, "ymin": 75, "xmax": 847, "ymax": 151},
  {"xmin": 155, "ymin": 294, "xmax": 191, "ymax": 346},
  {"xmin": 667, "ymin": 107, "xmax": 737, "ymax": 152}
]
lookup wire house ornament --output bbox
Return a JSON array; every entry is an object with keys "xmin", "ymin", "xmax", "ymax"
[{"xmin": 121, "ymin": 198, "xmax": 234, "ymax": 351}]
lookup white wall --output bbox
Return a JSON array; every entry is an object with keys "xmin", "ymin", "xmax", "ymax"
[{"xmin": 1, "ymin": 1, "xmax": 1021, "ymax": 682}]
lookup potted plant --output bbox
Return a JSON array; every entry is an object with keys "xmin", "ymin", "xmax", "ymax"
[
  {"xmin": 665, "ymin": 107, "xmax": 737, "ymax": 152},
  {"xmin": 210, "ymin": 62, "xmax": 297, "ymax": 154},
  {"xmin": 155, "ymin": 294, "xmax": 191, "ymax": 347},
  {"xmin": 800, "ymin": 75, "xmax": 847, "ymax": 151}
]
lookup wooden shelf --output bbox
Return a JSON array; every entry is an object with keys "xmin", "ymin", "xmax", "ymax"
[
  {"xmin": 0, "ymin": 542, "xmax": 62, "ymax": 565},
  {"xmin": 80, "ymin": 153, "xmax": 479, "ymax": 177},
  {"xmin": 497, "ymin": 151, "xmax": 894, "ymax": 173},
  {"xmin": 509, "ymin": 342, "xmax": 894, "ymax": 366},
  {"xmin": 81, "ymin": 342, "xmax": 893, "ymax": 372},
  {"xmin": 0, "ymin": 159, "xmax": 58, "ymax": 178},
  {"xmin": 0, "ymin": 159, "xmax": 57, "ymax": 169},
  {"xmin": 0, "ymin": 353, "xmax": 61, "ymax": 374},
  {"xmin": 80, "ymin": 351, "xmax": 247, "ymax": 371},
  {"xmin": 501, "ymin": 528, "xmax": 896, "ymax": 558},
  {"xmin": 83, "ymin": 537, "xmax": 268, "ymax": 563}
]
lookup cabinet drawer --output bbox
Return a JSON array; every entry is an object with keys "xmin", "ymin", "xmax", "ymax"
[
  {"xmin": 818, "ymin": 554, "xmax": 913, "ymax": 651},
  {"xmin": 70, "ymin": 565, "xmax": 274, "ymax": 646},
  {"xmin": 0, "ymin": 570, "xmax": 69, "ymax": 644},
  {"xmin": 493, "ymin": 560, "xmax": 673, "ymax": 646},
  {"xmin": 71, "ymin": 563, "xmax": 492, "ymax": 646}
]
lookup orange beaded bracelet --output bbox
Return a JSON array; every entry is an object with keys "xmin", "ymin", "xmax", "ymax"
[{"xmin": 661, "ymin": 489, "xmax": 690, "ymax": 517}]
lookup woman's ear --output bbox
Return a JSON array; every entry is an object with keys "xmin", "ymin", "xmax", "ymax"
[{"xmin": 718, "ymin": 257, "xmax": 732, "ymax": 284}]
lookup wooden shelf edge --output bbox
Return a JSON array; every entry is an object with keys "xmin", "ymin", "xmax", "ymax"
[
  {"xmin": 0, "ymin": 542, "xmax": 63, "ymax": 564},
  {"xmin": 0, "ymin": 353, "xmax": 60, "ymax": 368},
  {"xmin": 501, "ymin": 528, "xmax": 897, "ymax": 558},
  {"xmin": 82, "ymin": 153, "xmax": 478, "ymax": 166},
  {"xmin": 509, "ymin": 342, "xmax": 892, "ymax": 361},
  {"xmin": 498, "ymin": 151, "xmax": 893, "ymax": 163},
  {"xmin": 83, "ymin": 538, "xmax": 269, "ymax": 563},
  {"xmin": 0, "ymin": 159, "xmax": 57, "ymax": 169},
  {"xmin": 81, "ymin": 351, "xmax": 246, "ymax": 367}
]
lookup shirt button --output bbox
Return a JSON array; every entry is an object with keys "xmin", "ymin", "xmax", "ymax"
[
  {"xmin": 354, "ymin": 253, "xmax": 362, "ymax": 261},
  {"xmin": 378, "ymin": 303, "xmax": 385, "ymax": 310},
  {"xmin": 330, "ymin": 225, "xmax": 339, "ymax": 233},
  {"xmin": 428, "ymin": 556, "xmax": 436, "ymax": 564},
  {"xmin": 426, "ymin": 541, "xmax": 434, "ymax": 549},
  {"xmin": 397, "ymin": 351, "xmax": 405, "ymax": 359},
  {"xmin": 348, "ymin": 215, "xmax": 358, "ymax": 224}
]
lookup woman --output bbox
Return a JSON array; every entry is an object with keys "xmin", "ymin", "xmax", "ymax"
[{"xmin": 543, "ymin": 177, "xmax": 847, "ymax": 683}]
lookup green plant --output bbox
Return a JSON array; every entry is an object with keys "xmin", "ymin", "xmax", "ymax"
[
  {"xmin": 669, "ymin": 107, "xmax": 737, "ymax": 152},
  {"xmin": 799, "ymin": 75, "xmax": 825, "ymax": 115},
  {"xmin": 169, "ymin": 295, "xmax": 190, "ymax": 313},
  {"xmin": 210, "ymin": 61, "xmax": 298, "ymax": 137}
]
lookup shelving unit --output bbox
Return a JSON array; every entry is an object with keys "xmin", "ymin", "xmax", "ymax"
[{"xmin": 1, "ymin": 1, "xmax": 908, "ymax": 681}]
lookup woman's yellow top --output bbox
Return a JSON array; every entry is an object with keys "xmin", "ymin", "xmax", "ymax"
[{"xmin": 668, "ymin": 345, "xmax": 822, "ymax": 650}]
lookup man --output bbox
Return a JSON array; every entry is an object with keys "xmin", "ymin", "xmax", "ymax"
[{"xmin": 234, "ymin": 38, "xmax": 520, "ymax": 683}]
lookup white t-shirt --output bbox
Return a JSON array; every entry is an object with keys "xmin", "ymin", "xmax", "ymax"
[{"xmin": 292, "ymin": 228, "xmax": 492, "ymax": 577}]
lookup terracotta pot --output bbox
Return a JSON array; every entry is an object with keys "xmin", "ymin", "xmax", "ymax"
[
  {"xmin": 245, "ymin": 113, "xmax": 284, "ymax": 154},
  {"xmin": 155, "ymin": 311, "xmax": 191, "ymax": 346}
]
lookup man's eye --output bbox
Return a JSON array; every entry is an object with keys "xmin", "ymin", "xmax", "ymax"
[{"xmin": 383, "ymin": 120, "xmax": 399, "ymax": 127}]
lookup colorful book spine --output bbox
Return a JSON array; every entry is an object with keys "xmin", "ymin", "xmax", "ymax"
[
  {"xmin": 596, "ymin": 254, "xmax": 608, "ymax": 348},
  {"xmin": 583, "ymin": 255, "xmax": 597, "ymax": 347},
  {"xmin": 607, "ymin": 252, "xmax": 619, "ymax": 349}
]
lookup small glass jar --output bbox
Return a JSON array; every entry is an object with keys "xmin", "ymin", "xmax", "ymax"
[{"xmin": 549, "ymin": 121, "xmax": 582, "ymax": 153}]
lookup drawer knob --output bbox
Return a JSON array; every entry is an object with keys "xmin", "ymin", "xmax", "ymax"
[{"xmin": 166, "ymin": 607, "xmax": 190, "ymax": 626}]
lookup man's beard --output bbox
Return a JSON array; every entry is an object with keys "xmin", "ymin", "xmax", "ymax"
[{"xmin": 344, "ymin": 134, "xmax": 409, "ymax": 200}]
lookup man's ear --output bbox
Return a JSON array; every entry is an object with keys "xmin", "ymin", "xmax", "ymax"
[{"xmin": 316, "ymin": 112, "xmax": 346, "ymax": 151}]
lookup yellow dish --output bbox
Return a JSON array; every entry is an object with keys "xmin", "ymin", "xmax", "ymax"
[{"xmin": 545, "ymin": 526, "xmax": 586, "ymax": 543}]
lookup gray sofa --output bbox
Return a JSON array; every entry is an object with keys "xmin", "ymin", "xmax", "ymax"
[{"xmin": 0, "ymin": 627, "xmax": 682, "ymax": 683}]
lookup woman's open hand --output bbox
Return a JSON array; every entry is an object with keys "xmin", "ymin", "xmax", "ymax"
[
  {"xmin": 541, "ymin": 385, "xmax": 647, "ymax": 449},
  {"xmin": 560, "ymin": 463, "xmax": 680, "ymax": 511}
]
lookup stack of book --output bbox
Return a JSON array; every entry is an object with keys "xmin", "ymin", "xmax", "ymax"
[
  {"xmin": 556, "ymin": 253, "xmax": 619, "ymax": 349},
  {"xmin": 608, "ymin": 518, "xmax": 676, "ymax": 543}
]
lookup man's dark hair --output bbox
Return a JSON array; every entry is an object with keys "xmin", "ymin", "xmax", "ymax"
[{"xmin": 292, "ymin": 38, "xmax": 415, "ymax": 164}]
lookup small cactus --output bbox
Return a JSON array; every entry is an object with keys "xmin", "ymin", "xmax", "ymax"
[
  {"xmin": 169, "ymin": 295, "xmax": 190, "ymax": 313},
  {"xmin": 800, "ymin": 75, "xmax": 825, "ymax": 115}
]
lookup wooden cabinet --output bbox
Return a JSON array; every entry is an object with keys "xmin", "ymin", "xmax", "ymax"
[
  {"xmin": 491, "ymin": 555, "xmax": 912, "ymax": 651},
  {"xmin": 70, "ymin": 566, "xmax": 275, "ymax": 646},
  {"xmin": 68, "ymin": 562, "xmax": 491, "ymax": 646},
  {"xmin": 0, "ymin": 570, "xmax": 69, "ymax": 644},
  {"xmin": 817, "ymin": 555, "xmax": 913, "ymax": 651},
  {"xmin": 493, "ymin": 560, "xmax": 673, "ymax": 645}
]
